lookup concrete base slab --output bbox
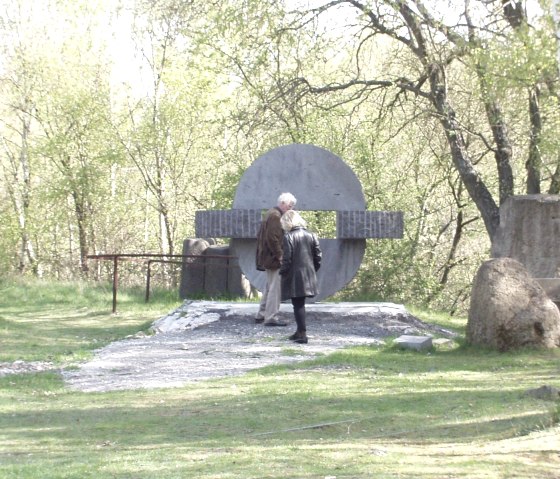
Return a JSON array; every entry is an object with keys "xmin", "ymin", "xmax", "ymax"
[
  {"xmin": 393, "ymin": 335, "xmax": 433, "ymax": 351},
  {"xmin": 63, "ymin": 301, "xmax": 456, "ymax": 392},
  {"xmin": 153, "ymin": 300, "xmax": 415, "ymax": 333}
]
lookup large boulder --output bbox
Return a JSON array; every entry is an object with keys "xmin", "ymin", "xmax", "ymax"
[{"xmin": 467, "ymin": 258, "xmax": 560, "ymax": 351}]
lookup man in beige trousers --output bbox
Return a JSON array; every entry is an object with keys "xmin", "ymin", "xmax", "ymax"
[{"xmin": 255, "ymin": 192, "xmax": 296, "ymax": 326}]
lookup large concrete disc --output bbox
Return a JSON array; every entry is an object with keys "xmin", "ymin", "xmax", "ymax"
[
  {"xmin": 233, "ymin": 143, "xmax": 366, "ymax": 211},
  {"xmin": 231, "ymin": 144, "xmax": 366, "ymax": 301}
]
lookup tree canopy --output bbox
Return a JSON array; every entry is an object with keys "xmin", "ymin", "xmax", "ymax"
[{"xmin": 0, "ymin": 0, "xmax": 557, "ymax": 313}]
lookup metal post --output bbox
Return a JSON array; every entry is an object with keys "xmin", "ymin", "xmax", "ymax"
[
  {"xmin": 112, "ymin": 255, "xmax": 118, "ymax": 314},
  {"xmin": 86, "ymin": 253, "xmax": 238, "ymax": 311},
  {"xmin": 145, "ymin": 260, "xmax": 152, "ymax": 303}
]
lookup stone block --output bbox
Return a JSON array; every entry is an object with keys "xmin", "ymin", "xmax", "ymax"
[
  {"xmin": 491, "ymin": 194, "xmax": 560, "ymax": 278},
  {"xmin": 203, "ymin": 245, "xmax": 230, "ymax": 296},
  {"xmin": 393, "ymin": 335, "xmax": 433, "ymax": 351},
  {"xmin": 195, "ymin": 209, "xmax": 261, "ymax": 238},
  {"xmin": 337, "ymin": 210, "xmax": 404, "ymax": 239},
  {"xmin": 467, "ymin": 258, "xmax": 560, "ymax": 351},
  {"xmin": 232, "ymin": 143, "xmax": 367, "ymax": 210},
  {"xmin": 226, "ymin": 259, "xmax": 251, "ymax": 298},
  {"xmin": 179, "ymin": 239, "xmax": 209, "ymax": 299}
]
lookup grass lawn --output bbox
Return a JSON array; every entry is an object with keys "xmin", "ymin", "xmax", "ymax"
[{"xmin": 1, "ymin": 277, "xmax": 559, "ymax": 478}]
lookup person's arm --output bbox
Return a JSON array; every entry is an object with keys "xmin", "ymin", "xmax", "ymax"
[{"xmin": 279, "ymin": 234, "xmax": 293, "ymax": 275}]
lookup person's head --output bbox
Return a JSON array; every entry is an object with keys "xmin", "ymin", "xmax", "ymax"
[
  {"xmin": 281, "ymin": 209, "xmax": 307, "ymax": 232},
  {"xmin": 277, "ymin": 192, "xmax": 297, "ymax": 213}
]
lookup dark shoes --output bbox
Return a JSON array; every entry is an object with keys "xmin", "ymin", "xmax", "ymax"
[
  {"xmin": 255, "ymin": 317, "xmax": 265, "ymax": 324},
  {"xmin": 289, "ymin": 331, "xmax": 308, "ymax": 344},
  {"xmin": 264, "ymin": 319, "xmax": 288, "ymax": 327}
]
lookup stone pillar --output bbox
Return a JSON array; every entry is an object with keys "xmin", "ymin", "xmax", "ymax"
[
  {"xmin": 180, "ymin": 241, "xmax": 251, "ymax": 299},
  {"xmin": 203, "ymin": 245, "xmax": 229, "ymax": 296},
  {"xmin": 179, "ymin": 239, "xmax": 209, "ymax": 299},
  {"xmin": 492, "ymin": 195, "xmax": 560, "ymax": 278},
  {"xmin": 227, "ymin": 257, "xmax": 252, "ymax": 298}
]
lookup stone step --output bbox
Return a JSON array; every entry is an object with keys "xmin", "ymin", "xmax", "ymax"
[{"xmin": 393, "ymin": 335, "xmax": 433, "ymax": 351}]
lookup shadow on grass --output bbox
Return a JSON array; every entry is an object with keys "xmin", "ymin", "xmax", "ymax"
[
  {"xmin": 1, "ymin": 341, "xmax": 559, "ymax": 478},
  {"xmin": 1, "ymin": 356, "xmax": 557, "ymax": 450}
]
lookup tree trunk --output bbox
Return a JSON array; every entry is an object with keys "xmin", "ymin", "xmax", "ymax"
[
  {"xmin": 428, "ymin": 63, "xmax": 500, "ymax": 240},
  {"xmin": 527, "ymin": 85, "xmax": 542, "ymax": 193},
  {"xmin": 553, "ymin": 0, "xmax": 560, "ymax": 78},
  {"xmin": 71, "ymin": 190, "xmax": 90, "ymax": 275},
  {"xmin": 480, "ymin": 93, "xmax": 515, "ymax": 205},
  {"xmin": 3, "ymin": 114, "xmax": 39, "ymax": 274}
]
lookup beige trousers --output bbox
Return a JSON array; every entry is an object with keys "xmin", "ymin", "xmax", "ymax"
[{"xmin": 256, "ymin": 269, "xmax": 281, "ymax": 321}]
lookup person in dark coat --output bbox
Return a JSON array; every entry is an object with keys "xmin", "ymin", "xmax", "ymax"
[
  {"xmin": 255, "ymin": 192, "xmax": 297, "ymax": 326},
  {"xmin": 279, "ymin": 210, "xmax": 322, "ymax": 344}
]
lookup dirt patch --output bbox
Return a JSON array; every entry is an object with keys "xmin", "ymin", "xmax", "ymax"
[{"xmin": 0, "ymin": 360, "xmax": 58, "ymax": 377}]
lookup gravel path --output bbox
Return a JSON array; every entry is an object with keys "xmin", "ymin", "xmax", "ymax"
[{"xmin": 57, "ymin": 301, "xmax": 456, "ymax": 392}]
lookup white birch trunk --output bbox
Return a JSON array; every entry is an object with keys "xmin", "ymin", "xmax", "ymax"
[{"xmin": 553, "ymin": 0, "xmax": 560, "ymax": 77}]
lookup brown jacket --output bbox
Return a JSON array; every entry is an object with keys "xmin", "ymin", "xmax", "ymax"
[{"xmin": 255, "ymin": 207, "xmax": 283, "ymax": 271}]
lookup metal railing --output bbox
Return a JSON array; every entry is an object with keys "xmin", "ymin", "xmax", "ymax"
[{"xmin": 87, "ymin": 253, "xmax": 237, "ymax": 313}]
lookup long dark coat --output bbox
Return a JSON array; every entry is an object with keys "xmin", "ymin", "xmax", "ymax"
[
  {"xmin": 255, "ymin": 207, "xmax": 283, "ymax": 271},
  {"xmin": 279, "ymin": 226, "xmax": 322, "ymax": 301}
]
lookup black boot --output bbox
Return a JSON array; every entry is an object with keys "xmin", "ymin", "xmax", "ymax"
[{"xmin": 289, "ymin": 329, "xmax": 307, "ymax": 343}]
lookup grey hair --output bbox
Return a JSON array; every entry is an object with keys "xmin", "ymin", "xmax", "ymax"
[
  {"xmin": 281, "ymin": 209, "xmax": 307, "ymax": 231},
  {"xmin": 277, "ymin": 192, "xmax": 297, "ymax": 208}
]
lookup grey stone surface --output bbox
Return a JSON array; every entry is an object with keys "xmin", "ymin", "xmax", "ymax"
[
  {"xmin": 194, "ymin": 143, "xmax": 403, "ymax": 301},
  {"xmin": 180, "ymin": 241, "xmax": 250, "ymax": 299},
  {"xmin": 62, "ymin": 301, "xmax": 456, "ymax": 392},
  {"xmin": 180, "ymin": 238, "xmax": 209, "ymax": 298},
  {"xmin": 226, "ymin": 256, "xmax": 251, "ymax": 298},
  {"xmin": 337, "ymin": 211, "xmax": 404, "ymax": 239},
  {"xmin": 0, "ymin": 360, "xmax": 58, "ymax": 377},
  {"xmin": 393, "ymin": 335, "xmax": 433, "ymax": 351},
  {"xmin": 228, "ymin": 144, "xmax": 370, "ymax": 301},
  {"xmin": 195, "ymin": 209, "xmax": 261, "ymax": 238},
  {"xmin": 467, "ymin": 258, "xmax": 560, "ymax": 351},
  {"xmin": 536, "ymin": 278, "xmax": 560, "ymax": 302},
  {"xmin": 203, "ymin": 245, "xmax": 230, "ymax": 295},
  {"xmin": 492, "ymin": 194, "xmax": 560, "ymax": 278},
  {"xmin": 197, "ymin": 209, "xmax": 404, "ymax": 240},
  {"xmin": 232, "ymin": 144, "xmax": 366, "ymax": 210}
]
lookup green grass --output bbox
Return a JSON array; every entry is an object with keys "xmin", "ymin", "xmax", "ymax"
[
  {"xmin": 0, "ymin": 276, "xmax": 179, "ymax": 364},
  {"xmin": 1, "ymin": 277, "xmax": 559, "ymax": 478}
]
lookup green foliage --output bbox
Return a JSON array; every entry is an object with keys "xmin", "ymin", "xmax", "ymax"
[{"xmin": 1, "ymin": 1, "xmax": 559, "ymax": 314}]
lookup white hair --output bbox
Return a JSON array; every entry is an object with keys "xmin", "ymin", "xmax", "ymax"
[
  {"xmin": 277, "ymin": 192, "xmax": 297, "ymax": 208},
  {"xmin": 281, "ymin": 209, "xmax": 307, "ymax": 231}
]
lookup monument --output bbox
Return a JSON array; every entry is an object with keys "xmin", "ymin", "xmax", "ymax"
[
  {"xmin": 491, "ymin": 194, "xmax": 560, "ymax": 303},
  {"xmin": 467, "ymin": 194, "xmax": 560, "ymax": 350},
  {"xmin": 195, "ymin": 143, "xmax": 403, "ymax": 301}
]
